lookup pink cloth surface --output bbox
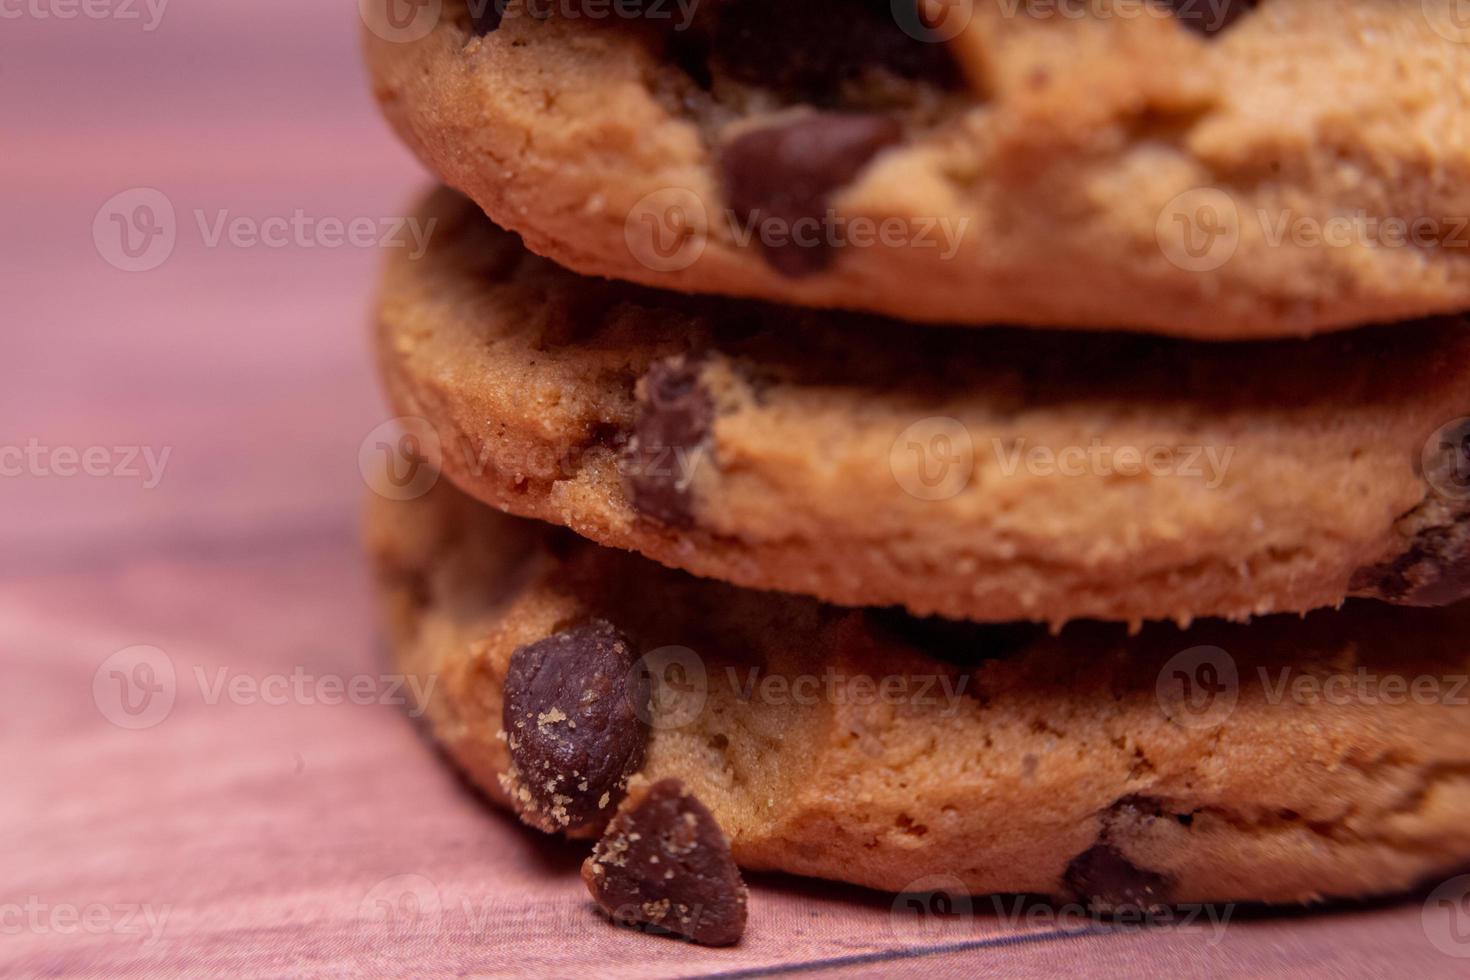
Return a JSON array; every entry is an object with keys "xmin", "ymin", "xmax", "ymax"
[{"xmin": 2, "ymin": 3, "xmax": 1467, "ymax": 976}]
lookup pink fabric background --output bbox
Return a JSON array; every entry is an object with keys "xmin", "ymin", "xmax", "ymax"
[{"xmin": 1, "ymin": 2, "xmax": 1464, "ymax": 975}]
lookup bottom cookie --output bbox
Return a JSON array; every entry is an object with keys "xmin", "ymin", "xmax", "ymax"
[{"xmin": 368, "ymin": 480, "xmax": 1470, "ymax": 908}]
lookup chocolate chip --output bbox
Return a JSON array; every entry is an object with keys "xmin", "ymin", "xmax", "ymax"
[
  {"xmin": 694, "ymin": 0, "xmax": 960, "ymax": 103},
  {"xmin": 501, "ymin": 620, "xmax": 649, "ymax": 834},
  {"xmin": 1350, "ymin": 514, "xmax": 1470, "ymax": 607},
  {"xmin": 466, "ymin": 0, "xmax": 504, "ymax": 34},
  {"xmin": 1161, "ymin": 0, "xmax": 1259, "ymax": 36},
  {"xmin": 720, "ymin": 113, "xmax": 903, "ymax": 277},
  {"xmin": 1063, "ymin": 843, "xmax": 1173, "ymax": 913},
  {"xmin": 622, "ymin": 357, "xmax": 715, "ymax": 528},
  {"xmin": 582, "ymin": 779, "xmax": 748, "ymax": 946}
]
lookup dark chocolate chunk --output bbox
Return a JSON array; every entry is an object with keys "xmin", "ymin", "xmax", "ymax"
[
  {"xmin": 1064, "ymin": 843, "xmax": 1173, "ymax": 913},
  {"xmin": 1350, "ymin": 421, "xmax": 1470, "ymax": 604},
  {"xmin": 1161, "ymin": 0, "xmax": 1259, "ymax": 36},
  {"xmin": 720, "ymin": 113, "xmax": 904, "ymax": 277},
  {"xmin": 582, "ymin": 779, "xmax": 748, "ymax": 946},
  {"xmin": 622, "ymin": 357, "xmax": 715, "ymax": 528},
  {"xmin": 502, "ymin": 620, "xmax": 649, "ymax": 833},
  {"xmin": 1350, "ymin": 514, "xmax": 1470, "ymax": 607},
  {"xmin": 696, "ymin": 0, "xmax": 961, "ymax": 102},
  {"xmin": 466, "ymin": 0, "xmax": 505, "ymax": 35}
]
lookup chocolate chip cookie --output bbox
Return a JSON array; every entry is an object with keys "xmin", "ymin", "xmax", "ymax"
[
  {"xmin": 368, "ymin": 478, "xmax": 1470, "ymax": 905},
  {"xmin": 374, "ymin": 189, "xmax": 1470, "ymax": 627},
  {"xmin": 362, "ymin": 0, "xmax": 1470, "ymax": 338}
]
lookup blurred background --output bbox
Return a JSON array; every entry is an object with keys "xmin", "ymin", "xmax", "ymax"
[{"xmin": 2, "ymin": 2, "xmax": 1460, "ymax": 976}]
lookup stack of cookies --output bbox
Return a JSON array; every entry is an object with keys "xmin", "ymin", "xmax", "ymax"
[{"xmin": 362, "ymin": 0, "xmax": 1470, "ymax": 946}]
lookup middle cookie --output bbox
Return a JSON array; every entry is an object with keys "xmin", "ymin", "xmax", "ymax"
[{"xmin": 377, "ymin": 189, "xmax": 1470, "ymax": 627}]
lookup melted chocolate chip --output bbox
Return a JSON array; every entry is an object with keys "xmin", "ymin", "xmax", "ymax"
[
  {"xmin": 1063, "ymin": 843, "xmax": 1173, "ymax": 913},
  {"xmin": 1350, "ymin": 419, "xmax": 1470, "ymax": 604},
  {"xmin": 1350, "ymin": 514, "xmax": 1470, "ymax": 607},
  {"xmin": 694, "ymin": 0, "xmax": 960, "ymax": 103},
  {"xmin": 501, "ymin": 620, "xmax": 649, "ymax": 833},
  {"xmin": 466, "ymin": 0, "xmax": 505, "ymax": 34},
  {"xmin": 582, "ymin": 779, "xmax": 748, "ymax": 946},
  {"xmin": 1161, "ymin": 0, "xmax": 1259, "ymax": 36},
  {"xmin": 721, "ymin": 113, "xmax": 903, "ymax": 277},
  {"xmin": 622, "ymin": 357, "xmax": 715, "ymax": 528}
]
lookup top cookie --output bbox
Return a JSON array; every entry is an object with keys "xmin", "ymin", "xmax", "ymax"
[{"xmin": 363, "ymin": 0, "xmax": 1470, "ymax": 338}]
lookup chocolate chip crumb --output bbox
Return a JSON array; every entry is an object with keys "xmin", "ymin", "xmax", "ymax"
[
  {"xmin": 622, "ymin": 357, "xmax": 715, "ymax": 528},
  {"xmin": 720, "ymin": 113, "xmax": 903, "ymax": 277},
  {"xmin": 500, "ymin": 620, "xmax": 649, "ymax": 834},
  {"xmin": 1064, "ymin": 843, "xmax": 1173, "ymax": 913},
  {"xmin": 582, "ymin": 779, "xmax": 748, "ymax": 946}
]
